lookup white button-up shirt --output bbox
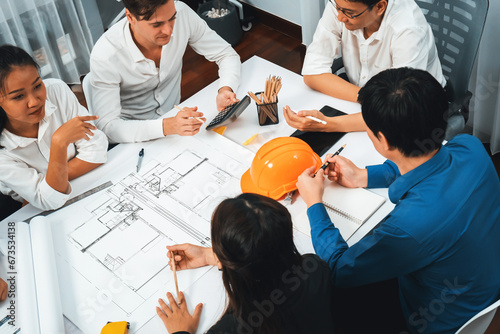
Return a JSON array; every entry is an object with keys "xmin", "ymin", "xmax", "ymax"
[
  {"xmin": 302, "ymin": 0, "xmax": 446, "ymax": 88},
  {"xmin": 86, "ymin": 1, "xmax": 241, "ymax": 143},
  {"xmin": 0, "ymin": 79, "xmax": 108, "ymax": 210}
]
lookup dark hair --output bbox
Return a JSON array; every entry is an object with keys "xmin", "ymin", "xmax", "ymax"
[
  {"xmin": 358, "ymin": 67, "xmax": 448, "ymax": 157},
  {"xmin": 0, "ymin": 45, "xmax": 39, "ymax": 144},
  {"xmin": 346, "ymin": 0, "xmax": 386, "ymax": 7},
  {"xmin": 123, "ymin": 0, "xmax": 170, "ymax": 20},
  {"xmin": 211, "ymin": 193, "xmax": 302, "ymax": 334}
]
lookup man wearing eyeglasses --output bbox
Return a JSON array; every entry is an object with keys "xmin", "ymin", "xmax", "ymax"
[{"xmin": 284, "ymin": 0, "xmax": 446, "ymax": 133}]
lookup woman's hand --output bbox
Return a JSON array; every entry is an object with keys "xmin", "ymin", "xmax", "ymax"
[
  {"xmin": 167, "ymin": 244, "xmax": 217, "ymax": 271},
  {"xmin": 51, "ymin": 115, "xmax": 98, "ymax": 149},
  {"xmin": 156, "ymin": 291, "xmax": 203, "ymax": 334}
]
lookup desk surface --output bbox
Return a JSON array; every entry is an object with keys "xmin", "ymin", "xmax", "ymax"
[{"xmin": 0, "ymin": 56, "xmax": 394, "ymax": 334}]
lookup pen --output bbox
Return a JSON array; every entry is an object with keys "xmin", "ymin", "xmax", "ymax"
[
  {"xmin": 137, "ymin": 148, "xmax": 144, "ymax": 173},
  {"xmin": 305, "ymin": 115, "xmax": 327, "ymax": 124},
  {"xmin": 174, "ymin": 105, "xmax": 205, "ymax": 123},
  {"xmin": 287, "ymin": 106, "xmax": 327, "ymax": 125},
  {"xmin": 314, "ymin": 144, "xmax": 346, "ymax": 177}
]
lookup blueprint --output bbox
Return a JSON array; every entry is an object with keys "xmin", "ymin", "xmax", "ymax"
[{"xmin": 46, "ymin": 135, "xmax": 254, "ymax": 333}]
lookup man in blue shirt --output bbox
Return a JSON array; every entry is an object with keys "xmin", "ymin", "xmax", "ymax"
[{"xmin": 297, "ymin": 68, "xmax": 500, "ymax": 333}]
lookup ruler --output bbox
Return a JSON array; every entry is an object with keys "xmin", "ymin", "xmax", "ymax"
[{"xmin": 23, "ymin": 180, "xmax": 113, "ymax": 223}]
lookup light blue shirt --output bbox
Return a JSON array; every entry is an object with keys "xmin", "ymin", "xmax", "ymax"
[{"xmin": 308, "ymin": 135, "xmax": 500, "ymax": 333}]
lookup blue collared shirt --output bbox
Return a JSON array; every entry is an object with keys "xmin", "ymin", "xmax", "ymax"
[{"xmin": 307, "ymin": 135, "xmax": 500, "ymax": 333}]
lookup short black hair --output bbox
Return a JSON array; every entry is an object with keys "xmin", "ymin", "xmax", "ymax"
[
  {"xmin": 122, "ymin": 0, "xmax": 170, "ymax": 21},
  {"xmin": 358, "ymin": 68, "xmax": 448, "ymax": 157},
  {"xmin": 347, "ymin": 0, "xmax": 386, "ymax": 7}
]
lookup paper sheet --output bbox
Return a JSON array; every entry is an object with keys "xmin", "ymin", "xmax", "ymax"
[
  {"xmin": 45, "ymin": 135, "xmax": 254, "ymax": 333},
  {"xmin": 30, "ymin": 217, "xmax": 65, "ymax": 333}
]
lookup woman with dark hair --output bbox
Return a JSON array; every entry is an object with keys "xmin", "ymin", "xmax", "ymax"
[
  {"xmin": 156, "ymin": 193, "xmax": 335, "ymax": 334},
  {"xmin": 0, "ymin": 45, "xmax": 108, "ymax": 211}
]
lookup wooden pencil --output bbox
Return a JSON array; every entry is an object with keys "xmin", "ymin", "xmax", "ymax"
[{"xmin": 171, "ymin": 250, "xmax": 180, "ymax": 300}]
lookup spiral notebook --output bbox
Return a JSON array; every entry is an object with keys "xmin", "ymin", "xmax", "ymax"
[{"xmin": 295, "ymin": 182, "xmax": 386, "ymax": 241}]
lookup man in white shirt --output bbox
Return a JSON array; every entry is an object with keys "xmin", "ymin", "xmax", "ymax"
[
  {"xmin": 284, "ymin": 0, "xmax": 445, "ymax": 133},
  {"xmin": 85, "ymin": 0, "xmax": 241, "ymax": 143}
]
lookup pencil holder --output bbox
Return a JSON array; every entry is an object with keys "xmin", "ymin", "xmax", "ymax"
[{"xmin": 256, "ymin": 92, "xmax": 279, "ymax": 126}]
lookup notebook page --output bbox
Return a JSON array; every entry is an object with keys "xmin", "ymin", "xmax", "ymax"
[
  {"xmin": 294, "ymin": 206, "xmax": 367, "ymax": 241},
  {"xmin": 322, "ymin": 182, "xmax": 385, "ymax": 223}
]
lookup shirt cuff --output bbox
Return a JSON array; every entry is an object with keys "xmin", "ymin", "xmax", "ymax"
[{"xmin": 39, "ymin": 179, "xmax": 72, "ymax": 209}]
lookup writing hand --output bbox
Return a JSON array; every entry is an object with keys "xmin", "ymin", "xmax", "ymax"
[
  {"xmin": 166, "ymin": 244, "xmax": 217, "ymax": 271},
  {"xmin": 325, "ymin": 155, "xmax": 368, "ymax": 188}
]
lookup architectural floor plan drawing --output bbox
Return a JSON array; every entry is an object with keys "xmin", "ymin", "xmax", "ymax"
[
  {"xmin": 68, "ymin": 150, "xmax": 235, "ymax": 295},
  {"xmin": 46, "ymin": 135, "xmax": 254, "ymax": 333}
]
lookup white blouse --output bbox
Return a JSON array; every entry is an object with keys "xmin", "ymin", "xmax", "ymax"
[{"xmin": 0, "ymin": 79, "xmax": 108, "ymax": 210}]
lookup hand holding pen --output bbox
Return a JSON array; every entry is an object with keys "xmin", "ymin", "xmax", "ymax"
[{"xmin": 314, "ymin": 144, "xmax": 346, "ymax": 177}]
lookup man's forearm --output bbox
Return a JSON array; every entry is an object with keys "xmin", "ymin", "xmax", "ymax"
[{"xmin": 304, "ymin": 73, "xmax": 360, "ymax": 102}]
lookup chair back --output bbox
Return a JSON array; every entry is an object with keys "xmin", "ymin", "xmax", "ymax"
[
  {"xmin": 415, "ymin": 0, "xmax": 489, "ymax": 102},
  {"xmin": 455, "ymin": 298, "xmax": 500, "ymax": 334}
]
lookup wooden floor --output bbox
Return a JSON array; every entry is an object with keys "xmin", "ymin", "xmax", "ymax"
[
  {"xmin": 180, "ymin": 21, "xmax": 305, "ymax": 102},
  {"xmin": 180, "ymin": 22, "xmax": 500, "ymax": 178}
]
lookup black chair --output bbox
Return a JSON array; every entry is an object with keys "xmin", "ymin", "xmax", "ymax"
[{"xmin": 0, "ymin": 194, "xmax": 22, "ymax": 220}]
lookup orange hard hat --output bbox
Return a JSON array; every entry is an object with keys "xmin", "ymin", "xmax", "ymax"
[{"xmin": 241, "ymin": 137, "xmax": 322, "ymax": 200}]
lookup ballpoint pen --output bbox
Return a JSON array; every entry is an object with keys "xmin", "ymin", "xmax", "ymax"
[
  {"xmin": 314, "ymin": 144, "xmax": 346, "ymax": 177},
  {"xmin": 137, "ymin": 148, "xmax": 144, "ymax": 172}
]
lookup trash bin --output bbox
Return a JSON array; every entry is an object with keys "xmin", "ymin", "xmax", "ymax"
[{"xmin": 198, "ymin": 0, "xmax": 243, "ymax": 47}]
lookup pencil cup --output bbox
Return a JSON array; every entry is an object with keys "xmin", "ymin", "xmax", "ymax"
[{"xmin": 255, "ymin": 92, "xmax": 279, "ymax": 126}]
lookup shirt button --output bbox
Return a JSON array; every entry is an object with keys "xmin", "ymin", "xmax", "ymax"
[{"xmin": 362, "ymin": 76, "xmax": 366, "ymax": 79}]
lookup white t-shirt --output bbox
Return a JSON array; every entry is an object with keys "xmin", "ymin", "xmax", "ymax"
[
  {"xmin": 86, "ymin": 1, "xmax": 241, "ymax": 143},
  {"xmin": 0, "ymin": 79, "xmax": 108, "ymax": 210},
  {"xmin": 302, "ymin": 0, "xmax": 446, "ymax": 88}
]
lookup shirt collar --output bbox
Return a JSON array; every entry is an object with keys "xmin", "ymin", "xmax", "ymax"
[
  {"xmin": 124, "ymin": 21, "xmax": 148, "ymax": 63},
  {"xmin": 0, "ymin": 99, "xmax": 57, "ymax": 150},
  {"xmin": 352, "ymin": 0, "xmax": 395, "ymax": 42},
  {"xmin": 388, "ymin": 145, "xmax": 451, "ymax": 203}
]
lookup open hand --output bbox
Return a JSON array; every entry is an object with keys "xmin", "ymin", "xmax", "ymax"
[{"xmin": 156, "ymin": 291, "xmax": 203, "ymax": 334}]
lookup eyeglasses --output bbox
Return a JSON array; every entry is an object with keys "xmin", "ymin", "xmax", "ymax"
[{"xmin": 329, "ymin": 0, "xmax": 376, "ymax": 19}]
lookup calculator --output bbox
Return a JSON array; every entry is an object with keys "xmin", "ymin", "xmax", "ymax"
[{"xmin": 206, "ymin": 95, "xmax": 251, "ymax": 130}]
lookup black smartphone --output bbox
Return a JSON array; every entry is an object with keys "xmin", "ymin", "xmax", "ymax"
[{"xmin": 290, "ymin": 105, "xmax": 347, "ymax": 156}]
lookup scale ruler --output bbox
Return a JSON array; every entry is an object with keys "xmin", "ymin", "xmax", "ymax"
[{"xmin": 23, "ymin": 181, "xmax": 113, "ymax": 223}]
